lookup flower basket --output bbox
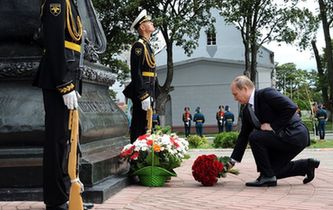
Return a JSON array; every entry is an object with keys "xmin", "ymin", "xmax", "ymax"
[
  {"xmin": 132, "ymin": 166, "xmax": 177, "ymax": 187},
  {"xmin": 120, "ymin": 132, "xmax": 189, "ymax": 187}
]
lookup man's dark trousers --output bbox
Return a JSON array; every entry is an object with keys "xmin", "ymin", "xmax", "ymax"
[
  {"xmin": 130, "ymin": 99, "xmax": 147, "ymax": 143},
  {"xmin": 42, "ymin": 89, "xmax": 69, "ymax": 206},
  {"xmin": 248, "ymin": 129, "xmax": 309, "ymax": 179}
]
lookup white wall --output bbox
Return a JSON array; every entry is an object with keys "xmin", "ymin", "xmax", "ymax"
[
  {"xmin": 158, "ymin": 59, "xmax": 246, "ymax": 126},
  {"xmin": 156, "ymin": 9, "xmax": 274, "ymax": 69}
]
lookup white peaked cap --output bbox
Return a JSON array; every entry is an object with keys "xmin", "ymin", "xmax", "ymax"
[{"xmin": 130, "ymin": 9, "xmax": 151, "ymax": 32}]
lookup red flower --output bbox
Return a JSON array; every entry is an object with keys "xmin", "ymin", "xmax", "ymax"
[
  {"xmin": 170, "ymin": 136, "xmax": 180, "ymax": 148},
  {"xmin": 138, "ymin": 134, "xmax": 150, "ymax": 140},
  {"xmin": 120, "ymin": 145, "xmax": 135, "ymax": 158},
  {"xmin": 130, "ymin": 152, "xmax": 139, "ymax": 160},
  {"xmin": 192, "ymin": 154, "xmax": 224, "ymax": 186},
  {"xmin": 146, "ymin": 139, "xmax": 153, "ymax": 146}
]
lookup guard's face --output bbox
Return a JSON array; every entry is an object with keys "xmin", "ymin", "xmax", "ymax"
[
  {"xmin": 231, "ymin": 84, "xmax": 250, "ymax": 105},
  {"xmin": 141, "ymin": 20, "xmax": 155, "ymax": 33}
]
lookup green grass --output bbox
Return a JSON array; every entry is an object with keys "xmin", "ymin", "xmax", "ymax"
[
  {"xmin": 187, "ymin": 136, "xmax": 333, "ymax": 149},
  {"xmin": 177, "ymin": 130, "xmax": 333, "ymax": 149},
  {"xmin": 190, "ymin": 139, "xmax": 333, "ymax": 149},
  {"xmin": 190, "ymin": 142, "xmax": 214, "ymax": 149},
  {"xmin": 309, "ymin": 139, "xmax": 333, "ymax": 148}
]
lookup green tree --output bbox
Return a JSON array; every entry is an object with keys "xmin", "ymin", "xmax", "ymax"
[
  {"xmin": 318, "ymin": 0, "xmax": 333, "ymax": 111},
  {"xmin": 275, "ymin": 63, "xmax": 318, "ymax": 110},
  {"xmin": 216, "ymin": 0, "xmax": 317, "ymax": 84},
  {"xmin": 92, "ymin": 0, "xmax": 136, "ymax": 84},
  {"xmin": 296, "ymin": 0, "xmax": 333, "ymax": 113},
  {"xmin": 311, "ymin": 40, "xmax": 329, "ymax": 104}
]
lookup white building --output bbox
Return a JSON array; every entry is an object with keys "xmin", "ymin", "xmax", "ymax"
[{"xmin": 155, "ymin": 9, "xmax": 274, "ymax": 132}]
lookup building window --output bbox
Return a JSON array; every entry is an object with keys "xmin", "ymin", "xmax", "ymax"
[{"xmin": 206, "ymin": 30, "xmax": 216, "ymax": 46}]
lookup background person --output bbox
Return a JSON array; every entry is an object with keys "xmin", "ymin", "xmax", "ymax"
[
  {"xmin": 228, "ymin": 75, "xmax": 319, "ymax": 187},
  {"xmin": 311, "ymin": 102, "xmax": 319, "ymax": 136},
  {"xmin": 152, "ymin": 110, "xmax": 160, "ymax": 131},
  {"xmin": 216, "ymin": 105, "xmax": 225, "ymax": 133},
  {"xmin": 193, "ymin": 107, "xmax": 205, "ymax": 137},
  {"xmin": 316, "ymin": 104, "xmax": 328, "ymax": 140},
  {"xmin": 182, "ymin": 106, "xmax": 192, "ymax": 137},
  {"xmin": 223, "ymin": 105, "xmax": 234, "ymax": 132}
]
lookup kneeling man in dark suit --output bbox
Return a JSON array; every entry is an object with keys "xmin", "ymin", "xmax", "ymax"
[{"xmin": 228, "ymin": 75, "xmax": 320, "ymax": 187}]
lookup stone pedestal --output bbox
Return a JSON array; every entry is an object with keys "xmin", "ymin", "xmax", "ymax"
[
  {"xmin": 0, "ymin": 64, "xmax": 130, "ymax": 203},
  {"xmin": 0, "ymin": 0, "xmax": 130, "ymax": 203}
]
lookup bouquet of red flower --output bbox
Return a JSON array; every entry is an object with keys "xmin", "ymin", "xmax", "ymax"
[{"xmin": 192, "ymin": 154, "xmax": 239, "ymax": 186}]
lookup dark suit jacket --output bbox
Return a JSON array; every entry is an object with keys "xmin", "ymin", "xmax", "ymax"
[{"xmin": 231, "ymin": 88, "xmax": 309, "ymax": 162}]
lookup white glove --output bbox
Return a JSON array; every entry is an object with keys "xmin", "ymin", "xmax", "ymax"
[
  {"xmin": 62, "ymin": 90, "xmax": 79, "ymax": 110},
  {"xmin": 141, "ymin": 97, "xmax": 151, "ymax": 111}
]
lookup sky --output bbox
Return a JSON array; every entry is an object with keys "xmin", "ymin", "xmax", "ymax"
[{"xmin": 264, "ymin": 35, "xmax": 323, "ymax": 71}]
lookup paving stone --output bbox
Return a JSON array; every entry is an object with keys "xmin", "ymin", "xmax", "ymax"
[{"xmin": 1, "ymin": 148, "xmax": 332, "ymax": 210}]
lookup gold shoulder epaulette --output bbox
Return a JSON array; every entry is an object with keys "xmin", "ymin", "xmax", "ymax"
[{"xmin": 138, "ymin": 39, "xmax": 144, "ymax": 44}]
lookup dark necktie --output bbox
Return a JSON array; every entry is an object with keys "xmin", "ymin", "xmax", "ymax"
[{"xmin": 247, "ymin": 104, "xmax": 261, "ymax": 129}]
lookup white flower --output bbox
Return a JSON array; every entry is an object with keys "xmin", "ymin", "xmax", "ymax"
[{"xmin": 133, "ymin": 139, "xmax": 149, "ymax": 151}]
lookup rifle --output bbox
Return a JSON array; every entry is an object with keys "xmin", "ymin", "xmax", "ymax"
[
  {"xmin": 68, "ymin": 109, "xmax": 84, "ymax": 210},
  {"xmin": 146, "ymin": 107, "xmax": 153, "ymax": 134}
]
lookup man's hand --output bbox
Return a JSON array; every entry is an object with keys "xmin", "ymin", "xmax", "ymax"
[
  {"xmin": 63, "ymin": 90, "xmax": 78, "ymax": 110},
  {"xmin": 227, "ymin": 158, "xmax": 236, "ymax": 170},
  {"xmin": 261, "ymin": 123, "xmax": 273, "ymax": 131},
  {"xmin": 141, "ymin": 97, "xmax": 151, "ymax": 111}
]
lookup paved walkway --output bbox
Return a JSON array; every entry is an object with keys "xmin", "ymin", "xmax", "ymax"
[{"xmin": 1, "ymin": 148, "xmax": 333, "ymax": 210}]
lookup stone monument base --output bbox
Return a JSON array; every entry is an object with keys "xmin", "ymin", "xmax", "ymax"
[
  {"xmin": 0, "ymin": 137, "xmax": 130, "ymax": 203},
  {"xmin": 0, "ymin": 76, "xmax": 131, "ymax": 203},
  {"xmin": 0, "ymin": 176, "xmax": 129, "ymax": 204}
]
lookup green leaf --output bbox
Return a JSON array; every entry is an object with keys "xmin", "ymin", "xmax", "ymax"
[{"xmin": 145, "ymin": 151, "xmax": 160, "ymax": 166}]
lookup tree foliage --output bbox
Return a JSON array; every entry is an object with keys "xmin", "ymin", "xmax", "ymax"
[
  {"xmin": 92, "ymin": 0, "xmax": 138, "ymax": 84},
  {"xmin": 317, "ymin": 0, "xmax": 333, "ymax": 110},
  {"xmin": 216, "ymin": 0, "xmax": 317, "ymax": 83},
  {"xmin": 303, "ymin": 0, "xmax": 333, "ymax": 111},
  {"xmin": 275, "ymin": 63, "xmax": 319, "ymax": 110}
]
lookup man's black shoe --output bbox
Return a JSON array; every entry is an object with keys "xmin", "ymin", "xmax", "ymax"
[
  {"xmin": 46, "ymin": 203, "xmax": 67, "ymax": 210},
  {"xmin": 83, "ymin": 202, "xmax": 94, "ymax": 210},
  {"xmin": 303, "ymin": 158, "xmax": 320, "ymax": 184},
  {"xmin": 246, "ymin": 175, "xmax": 277, "ymax": 187}
]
